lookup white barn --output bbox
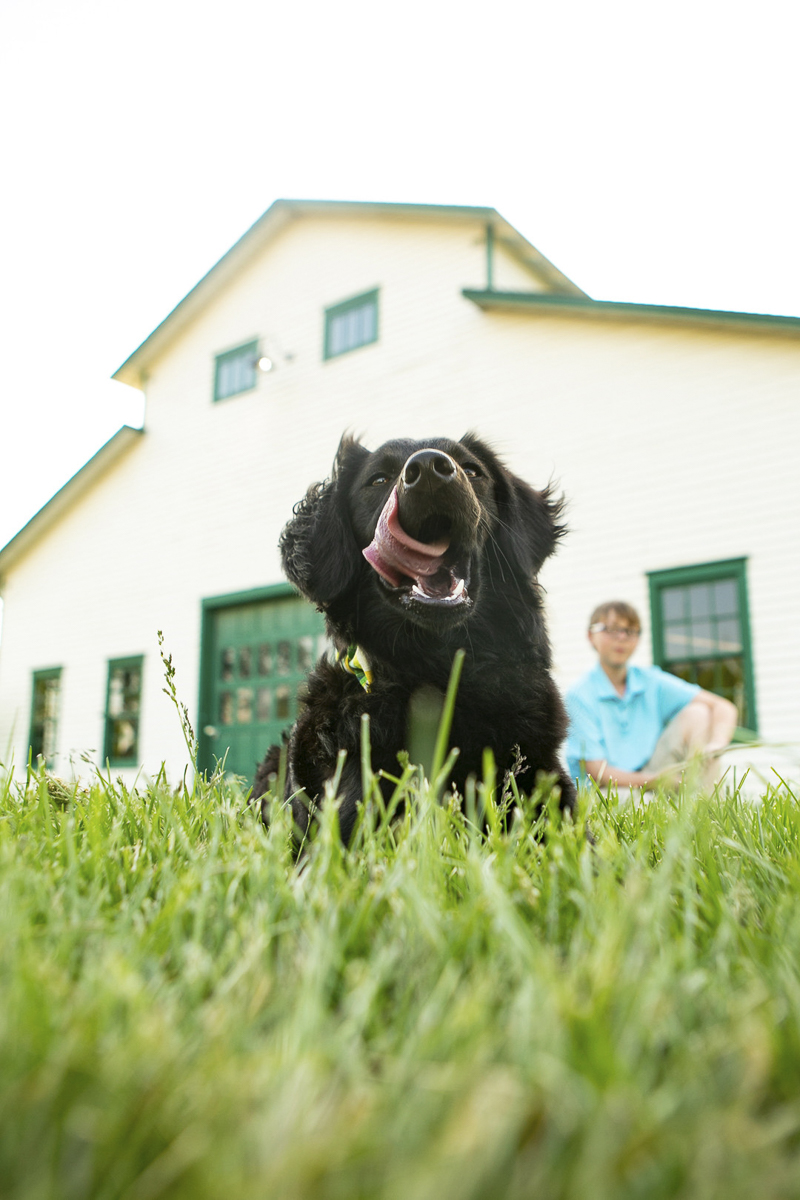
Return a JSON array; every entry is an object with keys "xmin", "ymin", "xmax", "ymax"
[{"xmin": 1, "ymin": 199, "xmax": 798, "ymax": 785}]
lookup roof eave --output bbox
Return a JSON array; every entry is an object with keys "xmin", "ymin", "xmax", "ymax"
[
  {"xmin": 462, "ymin": 289, "xmax": 800, "ymax": 337},
  {"xmin": 113, "ymin": 199, "xmax": 298, "ymax": 388},
  {"xmin": 0, "ymin": 426, "xmax": 144, "ymax": 580}
]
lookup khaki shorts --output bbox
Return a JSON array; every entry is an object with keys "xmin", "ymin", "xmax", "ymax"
[
  {"xmin": 642, "ymin": 709, "xmax": 720, "ymax": 790},
  {"xmin": 643, "ymin": 711, "xmax": 694, "ymax": 774}
]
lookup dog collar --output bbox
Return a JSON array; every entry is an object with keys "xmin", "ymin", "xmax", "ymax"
[{"xmin": 338, "ymin": 643, "xmax": 373, "ymax": 692}]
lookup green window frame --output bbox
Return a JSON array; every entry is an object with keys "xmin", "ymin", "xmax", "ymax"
[
  {"xmin": 29, "ymin": 667, "xmax": 62, "ymax": 767},
  {"xmin": 103, "ymin": 656, "xmax": 144, "ymax": 767},
  {"xmin": 213, "ymin": 340, "xmax": 259, "ymax": 402},
  {"xmin": 324, "ymin": 289, "xmax": 379, "ymax": 360},
  {"xmin": 648, "ymin": 558, "xmax": 757, "ymax": 731}
]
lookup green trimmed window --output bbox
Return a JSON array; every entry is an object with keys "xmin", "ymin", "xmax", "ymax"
[
  {"xmin": 29, "ymin": 667, "xmax": 62, "ymax": 766},
  {"xmin": 104, "ymin": 656, "xmax": 143, "ymax": 766},
  {"xmin": 214, "ymin": 340, "xmax": 258, "ymax": 401},
  {"xmin": 648, "ymin": 559, "xmax": 756, "ymax": 730},
  {"xmin": 324, "ymin": 289, "xmax": 378, "ymax": 360}
]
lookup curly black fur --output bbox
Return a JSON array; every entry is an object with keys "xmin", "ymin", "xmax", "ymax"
[{"xmin": 254, "ymin": 432, "xmax": 575, "ymax": 842}]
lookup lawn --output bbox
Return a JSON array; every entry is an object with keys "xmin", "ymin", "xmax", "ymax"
[{"xmin": 2, "ymin": 748, "xmax": 800, "ymax": 1199}]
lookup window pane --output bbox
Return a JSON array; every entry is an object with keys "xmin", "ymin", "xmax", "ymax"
[
  {"xmin": 297, "ymin": 636, "xmax": 314, "ymax": 673},
  {"xmin": 236, "ymin": 688, "xmax": 253, "ymax": 724},
  {"xmin": 239, "ymin": 647, "xmax": 252, "ymax": 678},
  {"xmin": 256, "ymin": 688, "xmax": 271, "ymax": 722},
  {"xmin": 362, "ymin": 302, "xmax": 376, "ymax": 342},
  {"xmin": 42, "ymin": 679, "xmax": 59, "ymax": 720},
  {"xmin": 111, "ymin": 719, "xmax": 137, "ymax": 759},
  {"xmin": 218, "ymin": 358, "xmax": 233, "ymax": 397},
  {"xmin": 661, "ymin": 587, "xmax": 685, "ymax": 621},
  {"xmin": 665, "ymin": 624, "xmax": 691, "ymax": 658},
  {"xmin": 690, "ymin": 619, "xmax": 714, "ymax": 655},
  {"xmin": 693, "ymin": 661, "xmax": 717, "ymax": 692},
  {"xmin": 258, "ymin": 644, "xmax": 273, "ymax": 675},
  {"xmin": 716, "ymin": 617, "xmax": 741, "ymax": 653},
  {"xmin": 233, "ymin": 356, "xmax": 246, "ymax": 393},
  {"xmin": 41, "ymin": 720, "xmax": 57, "ymax": 760},
  {"xmin": 125, "ymin": 671, "xmax": 140, "ymax": 712},
  {"xmin": 108, "ymin": 674, "xmax": 124, "ymax": 717},
  {"xmin": 219, "ymin": 692, "xmax": 234, "ymax": 725},
  {"xmin": 276, "ymin": 641, "xmax": 291, "ymax": 675},
  {"xmin": 719, "ymin": 657, "xmax": 744, "ymax": 691},
  {"xmin": 329, "ymin": 313, "xmax": 346, "ymax": 356},
  {"xmin": 220, "ymin": 648, "xmax": 235, "ymax": 682},
  {"xmin": 713, "ymin": 579, "xmax": 738, "ymax": 616},
  {"xmin": 720, "ymin": 657, "xmax": 748, "ymax": 725},
  {"xmin": 689, "ymin": 584, "xmax": 711, "ymax": 619},
  {"xmin": 107, "ymin": 668, "xmax": 140, "ymax": 717},
  {"xmin": 275, "ymin": 685, "xmax": 290, "ymax": 720}
]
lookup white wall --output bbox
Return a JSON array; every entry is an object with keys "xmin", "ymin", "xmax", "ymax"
[{"xmin": 1, "ymin": 213, "xmax": 798, "ymax": 784}]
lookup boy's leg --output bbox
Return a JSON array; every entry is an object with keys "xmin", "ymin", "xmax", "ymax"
[{"xmin": 645, "ymin": 703, "xmax": 719, "ymax": 786}]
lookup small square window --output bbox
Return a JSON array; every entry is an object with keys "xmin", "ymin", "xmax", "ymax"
[
  {"xmin": 104, "ymin": 656, "xmax": 144, "ymax": 766},
  {"xmin": 324, "ymin": 290, "xmax": 378, "ymax": 360},
  {"xmin": 214, "ymin": 340, "xmax": 258, "ymax": 402}
]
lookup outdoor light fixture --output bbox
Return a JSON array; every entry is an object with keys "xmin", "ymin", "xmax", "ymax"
[{"xmin": 258, "ymin": 356, "xmax": 274, "ymax": 373}]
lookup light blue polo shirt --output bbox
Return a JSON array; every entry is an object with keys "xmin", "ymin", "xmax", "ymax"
[{"xmin": 565, "ymin": 664, "xmax": 699, "ymax": 781}]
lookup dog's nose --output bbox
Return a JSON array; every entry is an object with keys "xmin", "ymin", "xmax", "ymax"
[{"xmin": 402, "ymin": 449, "xmax": 457, "ymax": 488}]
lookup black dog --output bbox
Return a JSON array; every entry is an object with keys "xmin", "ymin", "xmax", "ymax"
[{"xmin": 254, "ymin": 434, "xmax": 576, "ymax": 842}]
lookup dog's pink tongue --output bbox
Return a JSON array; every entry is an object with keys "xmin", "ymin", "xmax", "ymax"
[{"xmin": 363, "ymin": 487, "xmax": 449, "ymax": 587}]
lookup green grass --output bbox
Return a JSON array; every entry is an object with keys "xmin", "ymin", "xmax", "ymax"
[{"xmin": 2, "ymin": 751, "xmax": 800, "ymax": 1199}]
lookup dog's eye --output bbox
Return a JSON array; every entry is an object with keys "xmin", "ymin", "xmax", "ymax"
[
  {"xmin": 368, "ymin": 473, "xmax": 389, "ymax": 487},
  {"xmin": 462, "ymin": 463, "xmax": 481, "ymax": 478}
]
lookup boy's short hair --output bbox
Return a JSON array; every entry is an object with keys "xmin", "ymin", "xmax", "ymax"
[{"xmin": 588, "ymin": 600, "xmax": 641, "ymax": 631}]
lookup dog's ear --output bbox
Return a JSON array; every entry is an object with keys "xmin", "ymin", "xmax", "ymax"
[
  {"xmin": 279, "ymin": 435, "xmax": 371, "ymax": 605},
  {"xmin": 498, "ymin": 476, "xmax": 567, "ymax": 577},
  {"xmin": 461, "ymin": 432, "xmax": 566, "ymax": 578}
]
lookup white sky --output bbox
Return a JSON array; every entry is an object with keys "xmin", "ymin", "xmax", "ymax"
[{"xmin": 1, "ymin": 0, "xmax": 799, "ymax": 551}]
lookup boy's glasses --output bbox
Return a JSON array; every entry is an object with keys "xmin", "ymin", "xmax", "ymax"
[{"xmin": 589, "ymin": 623, "xmax": 640, "ymax": 640}]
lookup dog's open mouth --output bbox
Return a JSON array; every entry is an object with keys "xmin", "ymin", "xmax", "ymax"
[{"xmin": 362, "ymin": 488, "xmax": 470, "ymax": 608}]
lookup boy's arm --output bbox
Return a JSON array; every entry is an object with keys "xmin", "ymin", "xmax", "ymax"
[{"xmin": 582, "ymin": 759, "xmax": 660, "ymax": 787}]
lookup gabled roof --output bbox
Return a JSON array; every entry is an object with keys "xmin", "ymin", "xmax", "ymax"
[
  {"xmin": 0, "ymin": 426, "xmax": 144, "ymax": 579},
  {"xmin": 462, "ymin": 289, "xmax": 800, "ymax": 338},
  {"xmin": 112, "ymin": 199, "xmax": 587, "ymax": 388}
]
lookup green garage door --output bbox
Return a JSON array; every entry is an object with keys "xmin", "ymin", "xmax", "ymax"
[{"xmin": 199, "ymin": 585, "xmax": 327, "ymax": 779}]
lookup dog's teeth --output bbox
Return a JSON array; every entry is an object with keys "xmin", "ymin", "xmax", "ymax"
[{"xmin": 408, "ymin": 575, "xmax": 468, "ymax": 605}]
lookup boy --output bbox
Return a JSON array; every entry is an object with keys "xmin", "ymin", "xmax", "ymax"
[{"xmin": 565, "ymin": 600, "xmax": 737, "ymax": 787}]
